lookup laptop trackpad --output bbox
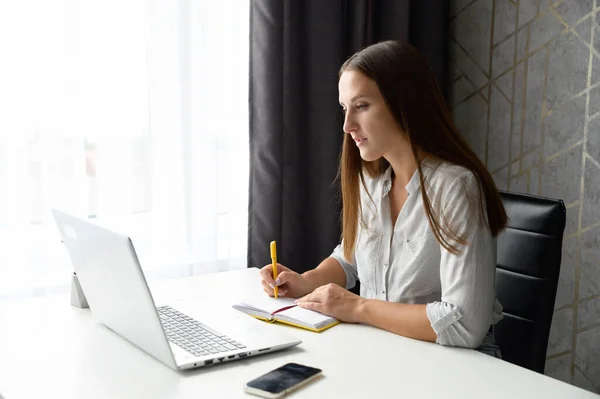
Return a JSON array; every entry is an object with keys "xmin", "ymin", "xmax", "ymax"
[{"xmin": 165, "ymin": 298, "xmax": 271, "ymax": 338}]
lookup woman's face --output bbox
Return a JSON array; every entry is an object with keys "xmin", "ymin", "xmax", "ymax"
[{"xmin": 338, "ymin": 70, "xmax": 407, "ymax": 162}]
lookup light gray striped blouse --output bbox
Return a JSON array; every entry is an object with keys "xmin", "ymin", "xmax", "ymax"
[{"xmin": 330, "ymin": 158, "xmax": 503, "ymax": 348}]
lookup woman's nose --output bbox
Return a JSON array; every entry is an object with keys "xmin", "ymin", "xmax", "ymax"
[{"xmin": 343, "ymin": 112, "xmax": 357, "ymax": 134}]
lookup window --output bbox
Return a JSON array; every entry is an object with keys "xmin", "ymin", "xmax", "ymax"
[{"xmin": 0, "ymin": 0, "xmax": 249, "ymax": 300}]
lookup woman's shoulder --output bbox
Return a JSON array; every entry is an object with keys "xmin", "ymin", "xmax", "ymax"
[
  {"xmin": 428, "ymin": 159, "xmax": 478, "ymax": 189},
  {"xmin": 426, "ymin": 160, "xmax": 481, "ymax": 205},
  {"xmin": 427, "ymin": 160, "xmax": 490, "ymax": 225}
]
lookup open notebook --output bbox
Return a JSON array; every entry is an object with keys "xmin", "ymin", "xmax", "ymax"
[{"xmin": 232, "ymin": 297, "xmax": 339, "ymax": 332}]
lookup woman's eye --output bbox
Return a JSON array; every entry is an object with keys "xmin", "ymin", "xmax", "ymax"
[{"xmin": 356, "ymin": 103, "xmax": 368, "ymax": 110}]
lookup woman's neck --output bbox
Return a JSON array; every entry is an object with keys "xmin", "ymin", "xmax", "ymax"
[{"xmin": 388, "ymin": 148, "xmax": 427, "ymax": 188}]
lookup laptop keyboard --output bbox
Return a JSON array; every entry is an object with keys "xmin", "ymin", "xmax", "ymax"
[{"xmin": 157, "ymin": 305, "xmax": 247, "ymax": 358}]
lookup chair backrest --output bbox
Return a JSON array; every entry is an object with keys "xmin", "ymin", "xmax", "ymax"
[{"xmin": 495, "ymin": 191, "xmax": 566, "ymax": 373}]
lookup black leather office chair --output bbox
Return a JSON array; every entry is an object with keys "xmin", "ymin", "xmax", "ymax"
[{"xmin": 495, "ymin": 191, "xmax": 566, "ymax": 373}]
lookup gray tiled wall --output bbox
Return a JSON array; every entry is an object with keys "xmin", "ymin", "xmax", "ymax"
[{"xmin": 449, "ymin": 0, "xmax": 600, "ymax": 393}]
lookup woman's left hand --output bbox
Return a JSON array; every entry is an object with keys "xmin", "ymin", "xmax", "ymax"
[{"xmin": 295, "ymin": 283, "xmax": 366, "ymax": 323}]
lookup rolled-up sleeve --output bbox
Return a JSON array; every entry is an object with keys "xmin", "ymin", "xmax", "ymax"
[
  {"xmin": 330, "ymin": 241, "xmax": 358, "ymax": 290},
  {"xmin": 425, "ymin": 171, "xmax": 496, "ymax": 348}
]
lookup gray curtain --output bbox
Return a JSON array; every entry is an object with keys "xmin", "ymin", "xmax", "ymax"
[{"xmin": 248, "ymin": 0, "xmax": 448, "ymax": 274}]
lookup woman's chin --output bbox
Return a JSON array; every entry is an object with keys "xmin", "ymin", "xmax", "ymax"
[{"xmin": 358, "ymin": 150, "xmax": 380, "ymax": 162}]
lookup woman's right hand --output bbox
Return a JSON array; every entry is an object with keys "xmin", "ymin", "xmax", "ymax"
[{"xmin": 259, "ymin": 263, "xmax": 313, "ymax": 299}]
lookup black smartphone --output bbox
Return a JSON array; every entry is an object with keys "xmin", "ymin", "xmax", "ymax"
[{"xmin": 243, "ymin": 363, "xmax": 323, "ymax": 398}]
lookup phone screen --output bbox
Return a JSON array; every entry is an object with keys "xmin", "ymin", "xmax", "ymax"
[{"xmin": 246, "ymin": 363, "xmax": 322, "ymax": 395}]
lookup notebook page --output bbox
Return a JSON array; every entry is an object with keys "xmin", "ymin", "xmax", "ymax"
[
  {"xmin": 278, "ymin": 305, "xmax": 336, "ymax": 327},
  {"xmin": 233, "ymin": 296, "xmax": 297, "ymax": 314}
]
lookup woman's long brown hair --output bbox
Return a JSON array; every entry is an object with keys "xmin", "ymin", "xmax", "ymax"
[{"xmin": 338, "ymin": 40, "xmax": 508, "ymax": 260}]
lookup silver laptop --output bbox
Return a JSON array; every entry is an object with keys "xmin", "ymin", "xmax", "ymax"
[{"xmin": 52, "ymin": 209, "xmax": 301, "ymax": 371}]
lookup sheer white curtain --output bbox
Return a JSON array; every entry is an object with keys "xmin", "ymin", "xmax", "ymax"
[{"xmin": 0, "ymin": 0, "xmax": 249, "ymax": 300}]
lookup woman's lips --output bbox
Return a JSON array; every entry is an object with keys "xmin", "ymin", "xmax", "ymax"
[{"xmin": 354, "ymin": 138, "xmax": 367, "ymax": 147}]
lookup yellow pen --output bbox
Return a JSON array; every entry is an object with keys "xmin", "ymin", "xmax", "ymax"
[{"xmin": 270, "ymin": 241, "xmax": 278, "ymax": 298}]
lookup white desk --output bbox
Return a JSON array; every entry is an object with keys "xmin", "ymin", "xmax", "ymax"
[{"xmin": 0, "ymin": 268, "xmax": 597, "ymax": 399}]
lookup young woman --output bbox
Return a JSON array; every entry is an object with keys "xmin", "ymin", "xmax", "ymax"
[{"xmin": 259, "ymin": 40, "xmax": 507, "ymax": 357}]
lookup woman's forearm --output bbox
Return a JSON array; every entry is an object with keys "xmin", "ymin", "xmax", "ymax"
[
  {"xmin": 302, "ymin": 257, "xmax": 347, "ymax": 291},
  {"xmin": 300, "ymin": 261, "xmax": 437, "ymax": 343},
  {"xmin": 356, "ymin": 299, "xmax": 437, "ymax": 343}
]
